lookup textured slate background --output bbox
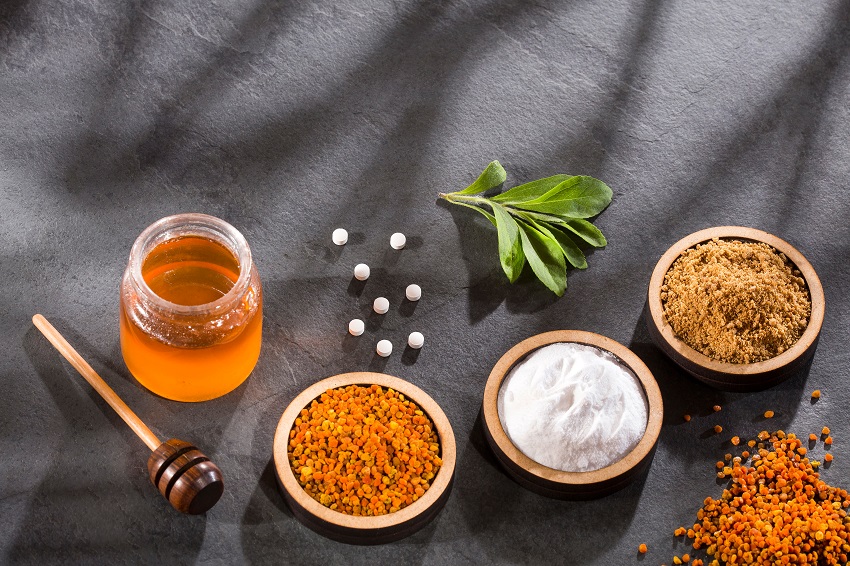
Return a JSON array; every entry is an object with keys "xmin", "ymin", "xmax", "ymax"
[{"xmin": 2, "ymin": 1, "xmax": 849, "ymax": 564}]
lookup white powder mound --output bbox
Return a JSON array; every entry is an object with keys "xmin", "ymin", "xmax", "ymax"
[{"xmin": 497, "ymin": 342, "xmax": 649, "ymax": 473}]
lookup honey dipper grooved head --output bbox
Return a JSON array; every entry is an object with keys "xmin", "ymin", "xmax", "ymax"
[{"xmin": 148, "ymin": 438, "xmax": 224, "ymax": 514}]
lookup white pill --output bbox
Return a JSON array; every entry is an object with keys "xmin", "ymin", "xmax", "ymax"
[
  {"xmin": 353, "ymin": 263, "xmax": 370, "ymax": 281},
  {"xmin": 390, "ymin": 232, "xmax": 406, "ymax": 250},
  {"xmin": 376, "ymin": 339, "xmax": 393, "ymax": 357},
  {"xmin": 348, "ymin": 318, "xmax": 364, "ymax": 336},
  {"xmin": 407, "ymin": 332, "xmax": 424, "ymax": 349},
  {"xmin": 405, "ymin": 284, "xmax": 421, "ymax": 302},
  {"xmin": 373, "ymin": 296, "xmax": 389, "ymax": 314},
  {"xmin": 332, "ymin": 228, "xmax": 348, "ymax": 246}
]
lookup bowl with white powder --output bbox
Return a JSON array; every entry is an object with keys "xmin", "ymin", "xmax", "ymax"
[{"xmin": 482, "ymin": 331, "xmax": 663, "ymax": 499}]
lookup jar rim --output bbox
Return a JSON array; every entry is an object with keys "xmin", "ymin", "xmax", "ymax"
[{"xmin": 128, "ymin": 213, "xmax": 253, "ymax": 316}]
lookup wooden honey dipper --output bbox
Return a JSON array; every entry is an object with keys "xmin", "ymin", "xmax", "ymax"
[{"xmin": 32, "ymin": 314, "xmax": 224, "ymax": 515}]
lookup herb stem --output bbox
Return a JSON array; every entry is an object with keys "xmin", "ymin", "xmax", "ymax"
[
  {"xmin": 440, "ymin": 192, "xmax": 490, "ymax": 207},
  {"xmin": 442, "ymin": 192, "xmax": 531, "ymax": 219}
]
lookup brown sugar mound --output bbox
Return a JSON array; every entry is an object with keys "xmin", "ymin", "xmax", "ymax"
[{"xmin": 661, "ymin": 238, "xmax": 811, "ymax": 364}]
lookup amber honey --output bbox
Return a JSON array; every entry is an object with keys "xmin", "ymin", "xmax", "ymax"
[{"xmin": 120, "ymin": 215, "xmax": 262, "ymax": 402}]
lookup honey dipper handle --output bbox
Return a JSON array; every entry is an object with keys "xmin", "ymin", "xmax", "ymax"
[{"xmin": 32, "ymin": 314, "xmax": 161, "ymax": 451}]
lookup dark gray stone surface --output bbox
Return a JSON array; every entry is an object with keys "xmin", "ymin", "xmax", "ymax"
[{"xmin": 2, "ymin": 0, "xmax": 849, "ymax": 564}]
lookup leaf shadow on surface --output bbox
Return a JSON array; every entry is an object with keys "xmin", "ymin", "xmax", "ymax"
[
  {"xmin": 437, "ymin": 199, "xmax": 562, "ymax": 324},
  {"xmin": 61, "ymin": 0, "xmax": 301, "ymax": 204},
  {"xmin": 0, "ymin": 0, "xmax": 31, "ymax": 29},
  {"xmin": 27, "ymin": 316, "xmax": 252, "ymax": 451},
  {"xmin": 457, "ymin": 409, "xmax": 649, "ymax": 564},
  {"xmin": 611, "ymin": 0, "xmax": 850, "ymax": 241},
  {"xmin": 628, "ymin": 301, "xmax": 812, "ymax": 464},
  {"xmin": 14, "ymin": 324, "xmax": 207, "ymax": 564},
  {"xmin": 58, "ymin": 0, "xmax": 534, "ymax": 214}
]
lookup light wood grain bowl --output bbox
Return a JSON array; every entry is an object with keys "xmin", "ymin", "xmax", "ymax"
[
  {"xmin": 272, "ymin": 372, "xmax": 456, "ymax": 545},
  {"xmin": 482, "ymin": 331, "xmax": 663, "ymax": 499},
  {"xmin": 646, "ymin": 226, "xmax": 824, "ymax": 392}
]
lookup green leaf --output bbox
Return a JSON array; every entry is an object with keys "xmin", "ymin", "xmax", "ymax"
[
  {"xmin": 516, "ymin": 219, "xmax": 567, "ymax": 296},
  {"xmin": 524, "ymin": 214, "xmax": 607, "ymax": 247},
  {"xmin": 455, "ymin": 160, "xmax": 507, "ymax": 195},
  {"xmin": 449, "ymin": 198, "xmax": 497, "ymax": 227},
  {"xmin": 514, "ymin": 176, "xmax": 612, "ymax": 218},
  {"xmin": 524, "ymin": 216, "xmax": 587, "ymax": 269},
  {"xmin": 549, "ymin": 218, "xmax": 607, "ymax": 247},
  {"xmin": 511, "ymin": 210, "xmax": 568, "ymax": 224},
  {"xmin": 490, "ymin": 203, "xmax": 525, "ymax": 283},
  {"xmin": 490, "ymin": 175, "xmax": 571, "ymax": 204}
]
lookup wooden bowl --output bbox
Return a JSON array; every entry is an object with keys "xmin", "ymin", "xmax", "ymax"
[
  {"xmin": 482, "ymin": 331, "xmax": 663, "ymax": 499},
  {"xmin": 647, "ymin": 226, "xmax": 824, "ymax": 392},
  {"xmin": 272, "ymin": 372, "xmax": 456, "ymax": 545}
]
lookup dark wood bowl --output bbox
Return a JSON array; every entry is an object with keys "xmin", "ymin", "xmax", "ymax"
[
  {"xmin": 482, "ymin": 331, "xmax": 663, "ymax": 499},
  {"xmin": 646, "ymin": 226, "xmax": 824, "ymax": 392},
  {"xmin": 272, "ymin": 372, "xmax": 456, "ymax": 545}
]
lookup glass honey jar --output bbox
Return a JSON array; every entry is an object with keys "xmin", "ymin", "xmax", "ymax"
[{"xmin": 120, "ymin": 213, "xmax": 262, "ymax": 402}]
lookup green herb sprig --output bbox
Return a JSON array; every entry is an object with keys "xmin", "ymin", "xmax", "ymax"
[{"xmin": 439, "ymin": 160, "xmax": 611, "ymax": 296}]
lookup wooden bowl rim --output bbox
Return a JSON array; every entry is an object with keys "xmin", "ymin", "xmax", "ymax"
[
  {"xmin": 647, "ymin": 226, "xmax": 825, "ymax": 377},
  {"xmin": 482, "ymin": 330, "xmax": 663, "ymax": 487},
  {"xmin": 272, "ymin": 372, "xmax": 456, "ymax": 532}
]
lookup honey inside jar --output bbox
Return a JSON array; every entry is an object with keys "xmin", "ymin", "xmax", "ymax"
[
  {"xmin": 142, "ymin": 236, "xmax": 243, "ymax": 305},
  {"xmin": 120, "ymin": 215, "xmax": 262, "ymax": 402}
]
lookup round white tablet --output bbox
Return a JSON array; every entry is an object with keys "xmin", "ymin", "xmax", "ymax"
[
  {"xmin": 353, "ymin": 263, "xmax": 370, "ymax": 281},
  {"xmin": 390, "ymin": 232, "xmax": 406, "ymax": 250},
  {"xmin": 405, "ymin": 284, "xmax": 421, "ymax": 302},
  {"xmin": 376, "ymin": 339, "xmax": 393, "ymax": 357},
  {"xmin": 348, "ymin": 319, "xmax": 364, "ymax": 336},
  {"xmin": 373, "ymin": 296, "xmax": 389, "ymax": 314},
  {"xmin": 332, "ymin": 228, "xmax": 348, "ymax": 246},
  {"xmin": 407, "ymin": 332, "xmax": 424, "ymax": 349}
]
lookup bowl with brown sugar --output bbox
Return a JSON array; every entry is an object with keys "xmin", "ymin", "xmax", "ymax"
[
  {"xmin": 272, "ymin": 372, "xmax": 456, "ymax": 545},
  {"xmin": 647, "ymin": 226, "xmax": 824, "ymax": 391}
]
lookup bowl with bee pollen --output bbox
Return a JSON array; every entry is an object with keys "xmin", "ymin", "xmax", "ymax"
[{"xmin": 272, "ymin": 372, "xmax": 456, "ymax": 545}]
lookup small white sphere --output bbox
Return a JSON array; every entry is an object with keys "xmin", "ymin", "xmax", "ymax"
[
  {"xmin": 348, "ymin": 318, "xmax": 364, "ymax": 336},
  {"xmin": 332, "ymin": 228, "xmax": 348, "ymax": 246},
  {"xmin": 353, "ymin": 263, "xmax": 370, "ymax": 281},
  {"xmin": 376, "ymin": 339, "xmax": 393, "ymax": 357},
  {"xmin": 405, "ymin": 284, "xmax": 421, "ymax": 302},
  {"xmin": 390, "ymin": 232, "xmax": 406, "ymax": 250},
  {"xmin": 373, "ymin": 296, "xmax": 389, "ymax": 314},
  {"xmin": 408, "ymin": 332, "xmax": 424, "ymax": 349}
]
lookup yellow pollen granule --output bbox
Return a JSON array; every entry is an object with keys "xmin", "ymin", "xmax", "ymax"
[{"xmin": 287, "ymin": 384, "xmax": 442, "ymax": 516}]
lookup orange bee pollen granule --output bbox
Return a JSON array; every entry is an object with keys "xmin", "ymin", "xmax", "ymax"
[
  {"xmin": 287, "ymin": 384, "xmax": 442, "ymax": 516},
  {"xmin": 686, "ymin": 432, "xmax": 850, "ymax": 565}
]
